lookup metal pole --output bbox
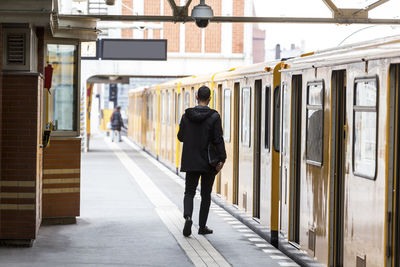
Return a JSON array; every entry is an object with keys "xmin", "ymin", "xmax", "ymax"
[{"xmin": 75, "ymin": 14, "xmax": 400, "ymax": 25}]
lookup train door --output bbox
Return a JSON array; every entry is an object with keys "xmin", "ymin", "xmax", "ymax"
[
  {"xmin": 389, "ymin": 64, "xmax": 400, "ymax": 267},
  {"xmin": 289, "ymin": 75, "xmax": 302, "ymax": 244},
  {"xmin": 329, "ymin": 70, "xmax": 346, "ymax": 267},
  {"xmin": 216, "ymin": 84, "xmax": 223, "ymax": 194},
  {"xmin": 233, "ymin": 82, "xmax": 240, "ymax": 205},
  {"xmin": 253, "ymin": 79, "xmax": 262, "ymax": 218}
]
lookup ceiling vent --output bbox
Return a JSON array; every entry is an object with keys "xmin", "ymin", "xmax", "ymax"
[{"xmin": 2, "ymin": 27, "xmax": 37, "ymax": 72}]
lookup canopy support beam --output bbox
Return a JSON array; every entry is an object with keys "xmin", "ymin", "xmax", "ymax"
[{"xmin": 75, "ymin": 14, "xmax": 400, "ymax": 25}]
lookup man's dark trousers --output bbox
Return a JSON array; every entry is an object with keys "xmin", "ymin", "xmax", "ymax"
[{"xmin": 184, "ymin": 171, "xmax": 216, "ymax": 228}]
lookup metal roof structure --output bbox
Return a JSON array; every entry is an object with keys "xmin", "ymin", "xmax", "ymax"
[{"xmin": 73, "ymin": 0, "xmax": 400, "ymax": 25}]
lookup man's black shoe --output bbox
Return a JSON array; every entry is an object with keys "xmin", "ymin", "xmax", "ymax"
[
  {"xmin": 183, "ymin": 218, "xmax": 192, "ymax": 237},
  {"xmin": 198, "ymin": 226, "xmax": 213, "ymax": 235}
]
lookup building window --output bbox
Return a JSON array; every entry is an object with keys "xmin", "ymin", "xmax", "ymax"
[
  {"xmin": 241, "ymin": 87, "xmax": 251, "ymax": 147},
  {"xmin": 353, "ymin": 77, "xmax": 378, "ymax": 179},
  {"xmin": 265, "ymin": 85, "xmax": 271, "ymax": 150},
  {"xmin": 306, "ymin": 81, "xmax": 324, "ymax": 166},
  {"xmin": 223, "ymin": 89, "xmax": 231, "ymax": 142},
  {"xmin": 47, "ymin": 44, "xmax": 78, "ymax": 133}
]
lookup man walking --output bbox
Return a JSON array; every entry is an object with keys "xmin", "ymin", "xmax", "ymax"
[
  {"xmin": 110, "ymin": 106, "xmax": 124, "ymax": 142},
  {"xmin": 177, "ymin": 86, "xmax": 226, "ymax": 237}
]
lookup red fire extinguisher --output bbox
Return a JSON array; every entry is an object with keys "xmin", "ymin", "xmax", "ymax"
[{"xmin": 44, "ymin": 64, "xmax": 53, "ymax": 90}]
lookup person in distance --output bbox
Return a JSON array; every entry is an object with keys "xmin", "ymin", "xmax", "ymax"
[
  {"xmin": 177, "ymin": 86, "xmax": 227, "ymax": 237},
  {"xmin": 110, "ymin": 106, "xmax": 124, "ymax": 142}
]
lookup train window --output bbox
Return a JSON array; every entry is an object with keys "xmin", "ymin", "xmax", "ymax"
[
  {"xmin": 213, "ymin": 87, "xmax": 217, "ymax": 109},
  {"xmin": 184, "ymin": 92, "xmax": 190, "ymax": 110},
  {"xmin": 282, "ymin": 84, "xmax": 289, "ymax": 156},
  {"xmin": 306, "ymin": 81, "xmax": 324, "ymax": 166},
  {"xmin": 273, "ymin": 85, "xmax": 280, "ymax": 152},
  {"xmin": 241, "ymin": 87, "xmax": 251, "ymax": 147},
  {"xmin": 353, "ymin": 78, "xmax": 378, "ymax": 179},
  {"xmin": 146, "ymin": 94, "xmax": 150, "ymax": 120},
  {"xmin": 167, "ymin": 92, "xmax": 171, "ymax": 125},
  {"xmin": 177, "ymin": 93, "xmax": 182, "ymax": 123},
  {"xmin": 223, "ymin": 89, "xmax": 231, "ymax": 142},
  {"xmin": 151, "ymin": 94, "xmax": 154, "ymax": 121},
  {"xmin": 161, "ymin": 93, "xmax": 165, "ymax": 123},
  {"xmin": 191, "ymin": 87, "xmax": 195, "ymax": 107},
  {"xmin": 265, "ymin": 86, "xmax": 271, "ymax": 150}
]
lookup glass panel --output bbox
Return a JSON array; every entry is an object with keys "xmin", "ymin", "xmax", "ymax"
[
  {"xmin": 191, "ymin": 88, "xmax": 195, "ymax": 107},
  {"xmin": 241, "ymin": 88, "xmax": 251, "ymax": 147},
  {"xmin": 177, "ymin": 93, "xmax": 182, "ymax": 123},
  {"xmin": 282, "ymin": 86, "xmax": 289, "ymax": 156},
  {"xmin": 213, "ymin": 88, "xmax": 217, "ymax": 109},
  {"xmin": 354, "ymin": 112, "xmax": 377, "ymax": 178},
  {"xmin": 151, "ymin": 95, "xmax": 154, "ymax": 121},
  {"xmin": 185, "ymin": 92, "xmax": 190, "ymax": 110},
  {"xmin": 167, "ymin": 92, "xmax": 171, "ymax": 124},
  {"xmin": 273, "ymin": 86, "xmax": 281, "ymax": 152},
  {"xmin": 308, "ymin": 83, "xmax": 323, "ymax": 105},
  {"xmin": 306, "ymin": 109, "xmax": 323, "ymax": 163},
  {"xmin": 146, "ymin": 95, "xmax": 150, "ymax": 120},
  {"xmin": 47, "ymin": 44, "xmax": 77, "ymax": 131},
  {"xmin": 161, "ymin": 93, "xmax": 165, "ymax": 123},
  {"xmin": 224, "ymin": 89, "xmax": 231, "ymax": 142},
  {"xmin": 355, "ymin": 80, "xmax": 377, "ymax": 107},
  {"xmin": 265, "ymin": 86, "xmax": 270, "ymax": 150}
]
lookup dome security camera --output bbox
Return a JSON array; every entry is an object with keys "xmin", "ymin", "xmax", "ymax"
[{"xmin": 191, "ymin": 1, "xmax": 214, "ymax": 28}]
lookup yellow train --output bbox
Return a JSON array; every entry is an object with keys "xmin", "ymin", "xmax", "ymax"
[{"xmin": 128, "ymin": 35, "xmax": 400, "ymax": 267}]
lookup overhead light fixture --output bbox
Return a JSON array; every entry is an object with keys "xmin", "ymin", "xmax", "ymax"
[{"xmin": 191, "ymin": 0, "xmax": 213, "ymax": 28}]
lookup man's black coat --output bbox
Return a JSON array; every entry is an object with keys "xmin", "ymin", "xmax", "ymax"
[{"xmin": 177, "ymin": 105, "xmax": 227, "ymax": 173}]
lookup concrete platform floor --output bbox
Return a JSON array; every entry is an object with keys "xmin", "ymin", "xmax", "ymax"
[{"xmin": 0, "ymin": 135, "xmax": 300, "ymax": 267}]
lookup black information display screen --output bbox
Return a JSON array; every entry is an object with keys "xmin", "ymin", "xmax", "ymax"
[{"xmin": 101, "ymin": 39, "xmax": 167, "ymax": 61}]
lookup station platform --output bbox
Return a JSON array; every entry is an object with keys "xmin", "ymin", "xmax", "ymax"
[{"xmin": 0, "ymin": 134, "xmax": 300, "ymax": 267}]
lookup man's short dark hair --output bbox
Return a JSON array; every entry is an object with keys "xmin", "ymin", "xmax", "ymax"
[{"xmin": 197, "ymin": 86, "xmax": 211, "ymax": 102}]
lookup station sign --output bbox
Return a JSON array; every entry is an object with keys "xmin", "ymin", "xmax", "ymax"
[{"xmin": 81, "ymin": 39, "xmax": 168, "ymax": 61}]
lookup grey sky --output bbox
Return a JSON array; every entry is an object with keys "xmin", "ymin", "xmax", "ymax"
[{"xmin": 252, "ymin": 0, "xmax": 400, "ymax": 52}]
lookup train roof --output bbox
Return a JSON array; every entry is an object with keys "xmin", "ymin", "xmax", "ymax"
[
  {"xmin": 213, "ymin": 61, "xmax": 279, "ymax": 81},
  {"xmin": 283, "ymin": 34, "xmax": 400, "ymax": 71},
  {"xmin": 128, "ymin": 86, "xmax": 148, "ymax": 96}
]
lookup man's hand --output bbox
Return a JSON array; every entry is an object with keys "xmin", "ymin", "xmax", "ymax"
[{"xmin": 216, "ymin": 162, "xmax": 224, "ymax": 172}]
